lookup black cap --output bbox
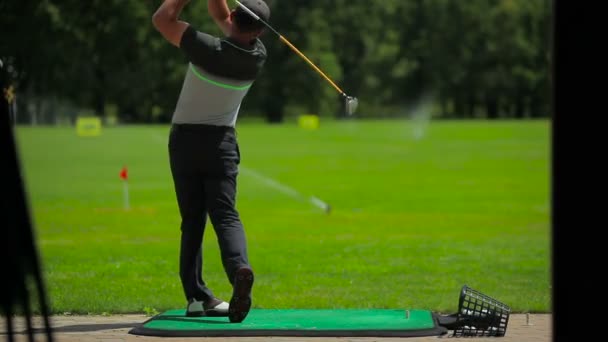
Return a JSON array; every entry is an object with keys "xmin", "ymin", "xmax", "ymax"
[{"xmin": 236, "ymin": 0, "xmax": 271, "ymax": 22}]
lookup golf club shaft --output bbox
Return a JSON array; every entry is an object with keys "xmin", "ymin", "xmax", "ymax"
[
  {"xmin": 278, "ymin": 35, "xmax": 345, "ymax": 95},
  {"xmin": 235, "ymin": 0, "xmax": 345, "ymax": 96}
]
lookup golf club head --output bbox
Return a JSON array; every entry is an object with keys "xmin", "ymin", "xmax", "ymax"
[{"xmin": 344, "ymin": 96, "xmax": 358, "ymax": 116}]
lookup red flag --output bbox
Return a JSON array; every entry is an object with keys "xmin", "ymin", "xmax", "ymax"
[{"xmin": 119, "ymin": 166, "xmax": 128, "ymax": 181}]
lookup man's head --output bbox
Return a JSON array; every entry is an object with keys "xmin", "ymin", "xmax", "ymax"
[{"xmin": 231, "ymin": 0, "xmax": 270, "ymax": 35}]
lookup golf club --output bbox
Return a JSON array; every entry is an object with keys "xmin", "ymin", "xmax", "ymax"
[{"xmin": 235, "ymin": 0, "xmax": 358, "ymax": 116}]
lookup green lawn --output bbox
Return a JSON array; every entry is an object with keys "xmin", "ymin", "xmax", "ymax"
[{"xmin": 15, "ymin": 119, "xmax": 551, "ymax": 315}]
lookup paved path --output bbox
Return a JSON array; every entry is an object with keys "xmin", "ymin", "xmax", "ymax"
[{"xmin": 2, "ymin": 314, "xmax": 551, "ymax": 342}]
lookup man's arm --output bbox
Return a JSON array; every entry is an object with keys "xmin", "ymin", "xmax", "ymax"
[
  {"xmin": 152, "ymin": 0, "xmax": 191, "ymax": 47},
  {"xmin": 208, "ymin": 0, "xmax": 233, "ymax": 36}
]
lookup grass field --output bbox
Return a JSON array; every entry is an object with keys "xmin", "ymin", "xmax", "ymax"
[{"xmin": 15, "ymin": 119, "xmax": 551, "ymax": 315}]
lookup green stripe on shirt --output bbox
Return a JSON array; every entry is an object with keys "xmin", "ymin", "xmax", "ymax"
[{"xmin": 190, "ymin": 64, "xmax": 253, "ymax": 91}]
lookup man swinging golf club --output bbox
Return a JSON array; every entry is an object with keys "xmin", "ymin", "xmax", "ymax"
[{"xmin": 152, "ymin": 0, "xmax": 269, "ymax": 323}]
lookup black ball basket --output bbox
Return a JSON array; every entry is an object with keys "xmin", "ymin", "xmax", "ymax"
[{"xmin": 437, "ymin": 285, "xmax": 511, "ymax": 337}]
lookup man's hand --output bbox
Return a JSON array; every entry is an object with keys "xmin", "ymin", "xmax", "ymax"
[
  {"xmin": 152, "ymin": 0, "xmax": 191, "ymax": 47},
  {"xmin": 208, "ymin": 0, "xmax": 233, "ymax": 36}
]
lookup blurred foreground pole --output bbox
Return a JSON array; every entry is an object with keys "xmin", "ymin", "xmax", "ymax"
[{"xmin": 1, "ymin": 58, "xmax": 54, "ymax": 341}]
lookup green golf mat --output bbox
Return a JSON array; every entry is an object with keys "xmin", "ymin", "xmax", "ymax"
[{"xmin": 128, "ymin": 309, "xmax": 448, "ymax": 337}]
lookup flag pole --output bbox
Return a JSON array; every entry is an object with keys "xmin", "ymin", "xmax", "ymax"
[
  {"xmin": 120, "ymin": 166, "xmax": 129, "ymax": 210},
  {"xmin": 123, "ymin": 180, "xmax": 129, "ymax": 210}
]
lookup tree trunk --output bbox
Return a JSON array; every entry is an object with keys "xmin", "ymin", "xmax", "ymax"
[
  {"xmin": 95, "ymin": 68, "xmax": 105, "ymax": 117},
  {"xmin": 467, "ymin": 94, "xmax": 476, "ymax": 118},
  {"xmin": 440, "ymin": 97, "xmax": 449, "ymax": 118},
  {"xmin": 529, "ymin": 95, "xmax": 543, "ymax": 118},
  {"xmin": 514, "ymin": 96, "xmax": 525, "ymax": 118},
  {"xmin": 454, "ymin": 95, "xmax": 467, "ymax": 119},
  {"xmin": 264, "ymin": 98, "xmax": 285, "ymax": 124},
  {"xmin": 486, "ymin": 95, "xmax": 499, "ymax": 119}
]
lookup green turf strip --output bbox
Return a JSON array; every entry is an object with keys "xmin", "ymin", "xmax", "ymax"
[{"xmin": 129, "ymin": 309, "xmax": 447, "ymax": 337}]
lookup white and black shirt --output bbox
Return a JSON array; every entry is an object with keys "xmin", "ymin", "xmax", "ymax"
[{"xmin": 171, "ymin": 25, "xmax": 267, "ymax": 127}]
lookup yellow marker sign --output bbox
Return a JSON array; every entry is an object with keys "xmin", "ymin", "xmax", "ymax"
[
  {"xmin": 76, "ymin": 117, "xmax": 102, "ymax": 137},
  {"xmin": 298, "ymin": 114, "xmax": 320, "ymax": 130}
]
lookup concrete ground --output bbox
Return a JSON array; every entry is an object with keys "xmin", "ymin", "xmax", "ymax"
[{"xmin": 2, "ymin": 314, "xmax": 551, "ymax": 342}]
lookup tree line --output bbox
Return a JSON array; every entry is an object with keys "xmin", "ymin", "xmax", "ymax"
[{"xmin": 1, "ymin": 0, "xmax": 551, "ymax": 123}]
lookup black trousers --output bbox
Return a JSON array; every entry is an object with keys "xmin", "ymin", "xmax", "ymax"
[{"xmin": 168, "ymin": 123, "xmax": 249, "ymax": 302}]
